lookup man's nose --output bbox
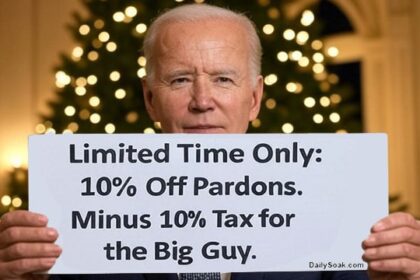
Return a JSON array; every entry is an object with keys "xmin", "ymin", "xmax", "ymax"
[{"xmin": 188, "ymin": 77, "xmax": 215, "ymax": 112}]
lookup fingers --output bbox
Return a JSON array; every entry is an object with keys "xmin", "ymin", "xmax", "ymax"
[
  {"xmin": 363, "ymin": 226, "xmax": 420, "ymax": 248},
  {"xmin": 367, "ymin": 258, "xmax": 420, "ymax": 274},
  {"xmin": 371, "ymin": 212, "xmax": 420, "ymax": 233},
  {"xmin": 0, "ymin": 242, "xmax": 61, "ymax": 261},
  {"xmin": 0, "ymin": 227, "xmax": 58, "ymax": 248},
  {"xmin": 0, "ymin": 211, "xmax": 48, "ymax": 231},
  {"xmin": 364, "ymin": 243, "xmax": 420, "ymax": 262}
]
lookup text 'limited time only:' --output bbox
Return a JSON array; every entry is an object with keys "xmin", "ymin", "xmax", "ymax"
[{"xmin": 69, "ymin": 142, "xmax": 322, "ymax": 167}]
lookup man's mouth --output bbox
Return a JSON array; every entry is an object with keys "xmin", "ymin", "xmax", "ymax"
[{"xmin": 182, "ymin": 125, "xmax": 224, "ymax": 133}]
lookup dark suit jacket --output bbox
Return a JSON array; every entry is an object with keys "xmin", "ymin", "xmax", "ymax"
[{"xmin": 50, "ymin": 271, "xmax": 369, "ymax": 280}]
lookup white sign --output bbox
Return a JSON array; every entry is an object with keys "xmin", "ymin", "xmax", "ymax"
[{"xmin": 29, "ymin": 134, "xmax": 388, "ymax": 274}]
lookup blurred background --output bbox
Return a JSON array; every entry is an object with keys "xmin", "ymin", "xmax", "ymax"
[{"xmin": 0, "ymin": 0, "xmax": 419, "ymax": 217}]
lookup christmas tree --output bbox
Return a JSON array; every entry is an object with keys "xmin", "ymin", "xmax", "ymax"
[{"xmin": 1, "ymin": 0, "xmax": 362, "ymax": 214}]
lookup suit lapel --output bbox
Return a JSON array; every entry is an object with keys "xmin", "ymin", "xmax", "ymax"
[{"xmin": 231, "ymin": 272, "xmax": 265, "ymax": 280}]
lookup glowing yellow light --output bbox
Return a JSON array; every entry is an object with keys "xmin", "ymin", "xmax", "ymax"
[
  {"xmin": 89, "ymin": 96, "xmax": 100, "ymax": 107},
  {"xmin": 55, "ymin": 71, "xmax": 71, "ymax": 88},
  {"xmin": 110, "ymin": 71, "xmax": 121, "ymax": 81},
  {"xmin": 35, "ymin": 123, "xmax": 46, "ymax": 134},
  {"xmin": 12, "ymin": 197, "xmax": 22, "ymax": 208},
  {"xmin": 290, "ymin": 50, "xmax": 302, "ymax": 61},
  {"xmin": 296, "ymin": 31, "xmax": 309, "ymax": 45},
  {"xmin": 87, "ymin": 75, "xmax": 98, "ymax": 85},
  {"xmin": 115, "ymin": 89, "xmax": 127, "ymax": 99},
  {"xmin": 125, "ymin": 6, "xmax": 138, "ymax": 17},
  {"xmin": 312, "ymin": 63, "xmax": 325, "ymax": 74},
  {"xmin": 262, "ymin": 24, "xmax": 275, "ymax": 35},
  {"xmin": 72, "ymin": 46, "xmax": 84, "ymax": 58},
  {"xmin": 75, "ymin": 86, "xmax": 87, "ymax": 96},
  {"xmin": 68, "ymin": 122, "xmax": 79, "ymax": 132},
  {"xmin": 87, "ymin": 51, "xmax": 99, "ymax": 61},
  {"xmin": 195, "ymin": 0, "xmax": 205, "ymax": 3},
  {"xmin": 329, "ymin": 112, "xmax": 341, "ymax": 123},
  {"xmin": 98, "ymin": 31, "xmax": 110, "ymax": 42},
  {"xmin": 106, "ymin": 42, "xmax": 117, "ymax": 52},
  {"xmin": 154, "ymin": 122, "xmax": 162, "ymax": 129},
  {"xmin": 94, "ymin": 19, "xmax": 104, "ymax": 29},
  {"xmin": 328, "ymin": 74, "xmax": 339, "ymax": 84},
  {"xmin": 144, "ymin": 127, "xmax": 156, "ymax": 134},
  {"xmin": 44, "ymin": 121, "xmax": 53, "ymax": 128},
  {"xmin": 92, "ymin": 39, "xmax": 102, "ymax": 49},
  {"xmin": 79, "ymin": 109, "xmax": 90, "ymax": 120},
  {"xmin": 258, "ymin": 0, "xmax": 270, "ymax": 6},
  {"xmin": 268, "ymin": 8, "xmax": 280, "ymax": 19},
  {"xmin": 330, "ymin": 93, "xmax": 342, "ymax": 104},
  {"xmin": 320, "ymin": 96, "xmax": 331, "ymax": 107},
  {"xmin": 336, "ymin": 129, "xmax": 347, "ymax": 134},
  {"xmin": 45, "ymin": 128, "xmax": 56, "ymax": 134},
  {"xmin": 301, "ymin": 10, "xmax": 315, "ymax": 26},
  {"xmin": 320, "ymin": 81, "xmax": 331, "ymax": 92},
  {"xmin": 313, "ymin": 114, "xmax": 324, "ymax": 124},
  {"xmin": 277, "ymin": 51, "xmax": 288, "ymax": 62},
  {"xmin": 283, "ymin": 29, "xmax": 295, "ymax": 40},
  {"xmin": 90, "ymin": 113, "xmax": 101, "ymax": 124},
  {"xmin": 313, "ymin": 52, "xmax": 324, "ymax": 63},
  {"xmin": 304, "ymin": 97, "xmax": 316, "ymax": 108},
  {"xmin": 175, "ymin": 0, "xmax": 184, "ymax": 2},
  {"xmin": 9, "ymin": 156, "xmax": 23, "ymax": 168},
  {"xmin": 1, "ymin": 195, "xmax": 11, "ymax": 206},
  {"xmin": 298, "ymin": 57, "xmax": 310, "ymax": 67},
  {"xmin": 79, "ymin": 24, "xmax": 90, "ymax": 35},
  {"xmin": 126, "ymin": 112, "xmax": 139, "ymax": 123},
  {"xmin": 264, "ymin": 74, "xmax": 278, "ymax": 86},
  {"xmin": 113, "ymin": 12, "xmax": 125, "ymax": 22},
  {"xmin": 327, "ymin": 46, "xmax": 339, "ymax": 57},
  {"xmin": 75, "ymin": 77, "xmax": 87, "ymax": 87},
  {"xmin": 136, "ymin": 23, "xmax": 148, "ymax": 34},
  {"xmin": 251, "ymin": 118, "xmax": 261, "ymax": 128},
  {"xmin": 265, "ymin": 98, "xmax": 276, "ymax": 109},
  {"xmin": 138, "ymin": 56, "xmax": 147, "ymax": 66},
  {"xmin": 282, "ymin": 123, "xmax": 294, "ymax": 134},
  {"xmin": 63, "ymin": 129, "xmax": 73, "ymax": 134},
  {"xmin": 137, "ymin": 68, "xmax": 147, "ymax": 78},
  {"xmin": 64, "ymin": 105, "xmax": 76, "ymax": 116},
  {"xmin": 286, "ymin": 82, "xmax": 302, "ymax": 93},
  {"xmin": 105, "ymin": 123, "xmax": 116, "ymax": 134},
  {"xmin": 311, "ymin": 40, "xmax": 323, "ymax": 50}
]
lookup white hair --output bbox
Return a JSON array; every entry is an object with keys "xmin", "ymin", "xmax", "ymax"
[{"xmin": 143, "ymin": 3, "xmax": 262, "ymax": 82}]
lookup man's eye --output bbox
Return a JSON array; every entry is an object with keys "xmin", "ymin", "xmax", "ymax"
[
  {"xmin": 216, "ymin": 77, "xmax": 234, "ymax": 84},
  {"xmin": 171, "ymin": 77, "xmax": 190, "ymax": 85}
]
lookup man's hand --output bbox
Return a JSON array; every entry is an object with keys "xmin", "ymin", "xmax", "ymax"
[
  {"xmin": 363, "ymin": 212, "xmax": 420, "ymax": 280},
  {"xmin": 0, "ymin": 210, "xmax": 61, "ymax": 280}
]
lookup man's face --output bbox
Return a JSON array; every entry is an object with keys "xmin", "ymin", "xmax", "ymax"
[{"xmin": 142, "ymin": 19, "xmax": 263, "ymax": 133}]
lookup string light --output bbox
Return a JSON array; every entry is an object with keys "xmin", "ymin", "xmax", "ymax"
[
  {"xmin": 64, "ymin": 105, "xmax": 76, "ymax": 116},
  {"xmin": 313, "ymin": 114, "xmax": 324, "ymax": 124},
  {"xmin": 94, "ymin": 19, "xmax": 104, "ymax": 29},
  {"xmin": 55, "ymin": 71, "xmax": 71, "ymax": 88},
  {"xmin": 98, "ymin": 31, "xmax": 110, "ymax": 42},
  {"xmin": 320, "ymin": 81, "xmax": 331, "ymax": 92},
  {"xmin": 110, "ymin": 71, "xmax": 121, "ymax": 81},
  {"xmin": 90, "ymin": 113, "xmax": 101, "ymax": 124},
  {"xmin": 283, "ymin": 29, "xmax": 295, "ymax": 40},
  {"xmin": 144, "ymin": 128, "xmax": 156, "ymax": 134},
  {"xmin": 79, "ymin": 109, "xmax": 90, "ymax": 120},
  {"xmin": 298, "ymin": 57, "xmax": 310, "ymax": 67},
  {"xmin": 126, "ymin": 111, "xmax": 139, "ymax": 123},
  {"xmin": 277, "ymin": 51, "xmax": 288, "ymax": 62},
  {"xmin": 115, "ymin": 89, "xmax": 126, "ymax": 99},
  {"xmin": 113, "ymin": 12, "xmax": 125, "ymax": 22},
  {"xmin": 137, "ymin": 56, "xmax": 147, "ymax": 66},
  {"xmin": 45, "ymin": 128, "xmax": 56, "ymax": 134},
  {"xmin": 72, "ymin": 46, "xmax": 84, "ymax": 59},
  {"xmin": 336, "ymin": 129, "xmax": 347, "ymax": 134},
  {"xmin": 264, "ymin": 74, "xmax": 278, "ymax": 86},
  {"xmin": 329, "ymin": 112, "xmax": 341, "ymax": 123},
  {"xmin": 251, "ymin": 119, "xmax": 261, "ymax": 128},
  {"xmin": 282, "ymin": 123, "xmax": 294, "ymax": 133},
  {"xmin": 330, "ymin": 93, "xmax": 342, "ymax": 104},
  {"xmin": 296, "ymin": 31, "xmax": 309, "ymax": 45},
  {"xmin": 79, "ymin": 24, "xmax": 90, "ymax": 35},
  {"xmin": 87, "ymin": 75, "xmax": 98, "ymax": 85},
  {"xmin": 87, "ymin": 51, "xmax": 99, "ymax": 61},
  {"xmin": 89, "ymin": 96, "xmax": 100, "ymax": 107},
  {"xmin": 290, "ymin": 50, "xmax": 302, "ymax": 61},
  {"xmin": 311, "ymin": 40, "xmax": 323, "ymax": 50},
  {"xmin": 92, "ymin": 39, "xmax": 102, "ymax": 49},
  {"xmin": 1, "ymin": 195, "xmax": 11, "ymax": 206},
  {"xmin": 328, "ymin": 74, "xmax": 339, "ymax": 84},
  {"xmin": 105, "ymin": 123, "xmax": 116, "ymax": 133},
  {"xmin": 301, "ymin": 10, "xmax": 315, "ymax": 26},
  {"xmin": 320, "ymin": 96, "xmax": 331, "ymax": 107},
  {"xmin": 304, "ymin": 97, "xmax": 316, "ymax": 108},
  {"xmin": 327, "ymin": 46, "xmax": 339, "ymax": 57},
  {"xmin": 106, "ymin": 42, "xmax": 117, "ymax": 52},
  {"xmin": 312, "ymin": 63, "xmax": 325, "ymax": 74},
  {"xmin": 75, "ymin": 77, "xmax": 87, "ymax": 87},
  {"xmin": 35, "ymin": 123, "xmax": 46, "ymax": 134},
  {"xmin": 63, "ymin": 129, "xmax": 73, "ymax": 134},
  {"xmin": 136, "ymin": 23, "xmax": 148, "ymax": 34},
  {"xmin": 195, "ymin": 0, "xmax": 205, "ymax": 3},
  {"xmin": 12, "ymin": 197, "xmax": 22, "ymax": 208},
  {"xmin": 312, "ymin": 52, "xmax": 324, "ymax": 63},
  {"xmin": 265, "ymin": 98, "xmax": 276, "ymax": 109},
  {"xmin": 267, "ymin": 8, "xmax": 280, "ymax": 19},
  {"xmin": 68, "ymin": 122, "xmax": 79, "ymax": 132},
  {"xmin": 262, "ymin": 24, "xmax": 275, "ymax": 35},
  {"xmin": 125, "ymin": 6, "xmax": 138, "ymax": 18},
  {"xmin": 137, "ymin": 68, "xmax": 147, "ymax": 78},
  {"xmin": 286, "ymin": 82, "xmax": 302, "ymax": 93},
  {"xmin": 75, "ymin": 86, "xmax": 87, "ymax": 96}
]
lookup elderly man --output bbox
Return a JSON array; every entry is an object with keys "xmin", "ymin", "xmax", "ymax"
[{"xmin": 0, "ymin": 3, "xmax": 419, "ymax": 280}]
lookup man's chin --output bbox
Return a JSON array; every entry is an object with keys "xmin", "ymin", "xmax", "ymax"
[{"xmin": 182, "ymin": 127, "xmax": 226, "ymax": 134}]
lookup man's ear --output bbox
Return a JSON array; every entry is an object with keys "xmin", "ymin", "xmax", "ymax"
[
  {"xmin": 248, "ymin": 75, "xmax": 263, "ymax": 121},
  {"xmin": 142, "ymin": 78, "xmax": 157, "ymax": 121}
]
